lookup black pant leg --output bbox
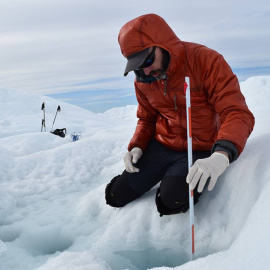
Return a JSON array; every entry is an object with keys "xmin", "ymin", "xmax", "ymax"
[
  {"xmin": 157, "ymin": 151, "xmax": 211, "ymax": 216},
  {"xmin": 105, "ymin": 139, "xmax": 174, "ymax": 208}
]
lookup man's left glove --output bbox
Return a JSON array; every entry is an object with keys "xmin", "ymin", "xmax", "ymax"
[
  {"xmin": 186, "ymin": 152, "xmax": 229, "ymax": 193},
  {"xmin": 123, "ymin": 147, "xmax": 143, "ymax": 173}
]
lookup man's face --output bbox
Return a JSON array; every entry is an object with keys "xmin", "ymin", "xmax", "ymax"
[{"xmin": 142, "ymin": 47, "xmax": 169, "ymax": 79}]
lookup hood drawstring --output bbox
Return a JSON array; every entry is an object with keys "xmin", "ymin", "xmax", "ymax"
[
  {"xmin": 164, "ymin": 79, "xmax": 167, "ymax": 96},
  {"xmin": 162, "ymin": 75, "xmax": 167, "ymax": 96}
]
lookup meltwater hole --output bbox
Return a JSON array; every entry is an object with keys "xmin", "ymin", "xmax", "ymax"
[{"xmin": 114, "ymin": 246, "xmax": 189, "ymax": 270}]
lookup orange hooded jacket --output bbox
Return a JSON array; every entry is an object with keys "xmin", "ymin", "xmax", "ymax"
[{"xmin": 118, "ymin": 14, "xmax": 255, "ymax": 161}]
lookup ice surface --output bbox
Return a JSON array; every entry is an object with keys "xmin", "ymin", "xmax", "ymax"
[{"xmin": 0, "ymin": 76, "xmax": 269, "ymax": 270}]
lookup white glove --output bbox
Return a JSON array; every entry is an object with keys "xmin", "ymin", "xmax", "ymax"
[
  {"xmin": 123, "ymin": 147, "xmax": 143, "ymax": 173},
  {"xmin": 186, "ymin": 152, "xmax": 229, "ymax": 193}
]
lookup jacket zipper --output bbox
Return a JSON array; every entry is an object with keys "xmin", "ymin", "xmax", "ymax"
[{"xmin": 162, "ymin": 77, "xmax": 177, "ymax": 110}]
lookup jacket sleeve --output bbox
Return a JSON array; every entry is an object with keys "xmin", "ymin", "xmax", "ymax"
[
  {"xmin": 204, "ymin": 52, "xmax": 255, "ymax": 157},
  {"xmin": 128, "ymin": 83, "xmax": 158, "ymax": 151}
]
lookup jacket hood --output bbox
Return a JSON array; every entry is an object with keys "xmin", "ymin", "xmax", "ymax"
[{"xmin": 118, "ymin": 14, "xmax": 184, "ymax": 59}]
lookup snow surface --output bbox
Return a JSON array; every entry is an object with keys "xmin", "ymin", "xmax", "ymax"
[{"xmin": 0, "ymin": 76, "xmax": 269, "ymax": 270}]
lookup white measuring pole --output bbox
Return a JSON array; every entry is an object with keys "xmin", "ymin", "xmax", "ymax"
[{"xmin": 185, "ymin": 77, "xmax": 195, "ymax": 260}]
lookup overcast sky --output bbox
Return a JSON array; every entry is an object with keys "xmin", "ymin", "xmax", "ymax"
[{"xmin": 0, "ymin": 0, "xmax": 269, "ymax": 112}]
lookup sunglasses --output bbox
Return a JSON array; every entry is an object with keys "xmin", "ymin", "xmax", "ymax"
[{"xmin": 139, "ymin": 47, "xmax": 156, "ymax": 69}]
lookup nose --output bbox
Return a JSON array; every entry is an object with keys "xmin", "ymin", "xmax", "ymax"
[{"xmin": 143, "ymin": 67, "xmax": 152, "ymax": 75}]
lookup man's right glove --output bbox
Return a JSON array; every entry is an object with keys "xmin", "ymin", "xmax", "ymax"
[
  {"xmin": 186, "ymin": 152, "xmax": 229, "ymax": 193},
  {"xmin": 123, "ymin": 147, "xmax": 142, "ymax": 173}
]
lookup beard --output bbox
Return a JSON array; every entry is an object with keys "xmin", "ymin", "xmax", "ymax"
[{"xmin": 149, "ymin": 48, "xmax": 170, "ymax": 79}]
